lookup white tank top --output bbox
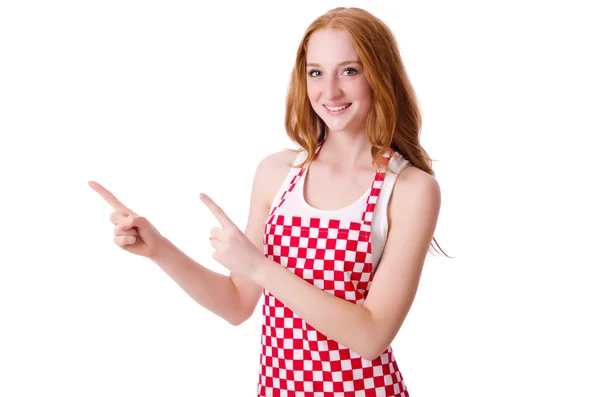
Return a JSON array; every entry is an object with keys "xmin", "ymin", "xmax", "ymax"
[{"xmin": 269, "ymin": 149, "xmax": 410, "ymax": 271}]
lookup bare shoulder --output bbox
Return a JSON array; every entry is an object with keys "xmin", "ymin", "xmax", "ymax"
[
  {"xmin": 257, "ymin": 148, "xmax": 299, "ymax": 175},
  {"xmin": 254, "ymin": 148, "xmax": 301, "ymax": 206},
  {"xmin": 389, "ymin": 165, "xmax": 441, "ymax": 220}
]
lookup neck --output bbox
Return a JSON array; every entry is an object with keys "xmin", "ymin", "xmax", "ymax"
[{"xmin": 319, "ymin": 129, "xmax": 372, "ymax": 168}]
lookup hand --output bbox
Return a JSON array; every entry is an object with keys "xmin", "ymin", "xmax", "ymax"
[
  {"xmin": 89, "ymin": 181, "xmax": 166, "ymax": 260},
  {"xmin": 200, "ymin": 193, "xmax": 266, "ymax": 281}
]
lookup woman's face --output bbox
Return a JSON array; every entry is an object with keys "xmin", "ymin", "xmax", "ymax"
[{"xmin": 305, "ymin": 28, "xmax": 373, "ymax": 135}]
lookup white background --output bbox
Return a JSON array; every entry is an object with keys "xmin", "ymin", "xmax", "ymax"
[{"xmin": 1, "ymin": 0, "xmax": 598, "ymax": 396}]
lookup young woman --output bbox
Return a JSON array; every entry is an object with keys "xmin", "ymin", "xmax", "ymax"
[{"xmin": 90, "ymin": 7, "xmax": 442, "ymax": 397}]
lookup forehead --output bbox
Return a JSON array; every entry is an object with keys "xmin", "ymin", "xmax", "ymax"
[{"xmin": 306, "ymin": 29, "xmax": 359, "ymax": 64}]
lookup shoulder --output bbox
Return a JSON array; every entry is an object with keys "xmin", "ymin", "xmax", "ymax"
[
  {"xmin": 253, "ymin": 148, "xmax": 302, "ymax": 206},
  {"xmin": 255, "ymin": 148, "xmax": 300, "ymax": 185},
  {"xmin": 257, "ymin": 148, "xmax": 300, "ymax": 173},
  {"xmin": 388, "ymin": 165, "xmax": 441, "ymax": 224}
]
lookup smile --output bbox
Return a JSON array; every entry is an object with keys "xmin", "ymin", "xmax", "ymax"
[{"xmin": 323, "ymin": 103, "xmax": 351, "ymax": 112}]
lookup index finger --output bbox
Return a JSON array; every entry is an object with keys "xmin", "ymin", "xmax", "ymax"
[
  {"xmin": 200, "ymin": 193, "xmax": 235, "ymax": 229},
  {"xmin": 88, "ymin": 180, "xmax": 135, "ymax": 216}
]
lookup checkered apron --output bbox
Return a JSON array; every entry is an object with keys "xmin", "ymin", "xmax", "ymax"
[{"xmin": 257, "ymin": 144, "xmax": 409, "ymax": 397}]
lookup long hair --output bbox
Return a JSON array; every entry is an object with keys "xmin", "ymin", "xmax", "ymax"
[{"xmin": 284, "ymin": 7, "xmax": 448, "ymax": 256}]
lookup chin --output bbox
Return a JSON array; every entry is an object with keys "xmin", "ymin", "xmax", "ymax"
[{"xmin": 323, "ymin": 117, "xmax": 365, "ymax": 134}]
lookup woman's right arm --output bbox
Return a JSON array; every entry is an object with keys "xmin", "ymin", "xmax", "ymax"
[
  {"xmin": 149, "ymin": 239, "xmax": 246, "ymax": 325},
  {"xmin": 150, "ymin": 149, "xmax": 294, "ymax": 325}
]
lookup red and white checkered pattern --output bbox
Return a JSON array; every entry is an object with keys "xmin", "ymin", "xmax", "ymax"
[{"xmin": 257, "ymin": 143, "xmax": 409, "ymax": 397}]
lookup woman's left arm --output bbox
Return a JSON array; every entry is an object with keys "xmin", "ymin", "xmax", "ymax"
[{"xmin": 253, "ymin": 167, "xmax": 441, "ymax": 360}]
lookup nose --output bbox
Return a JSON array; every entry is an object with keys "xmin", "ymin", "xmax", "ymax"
[{"xmin": 323, "ymin": 75, "xmax": 342, "ymax": 99}]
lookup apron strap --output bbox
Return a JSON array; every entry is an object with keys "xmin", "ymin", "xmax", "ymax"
[{"xmin": 361, "ymin": 152, "xmax": 391, "ymax": 226}]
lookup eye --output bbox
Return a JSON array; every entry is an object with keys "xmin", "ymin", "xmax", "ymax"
[
  {"xmin": 308, "ymin": 69, "xmax": 321, "ymax": 77},
  {"xmin": 343, "ymin": 68, "xmax": 358, "ymax": 76}
]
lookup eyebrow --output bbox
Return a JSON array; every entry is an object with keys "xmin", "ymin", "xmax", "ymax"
[{"xmin": 306, "ymin": 60, "xmax": 362, "ymax": 67}]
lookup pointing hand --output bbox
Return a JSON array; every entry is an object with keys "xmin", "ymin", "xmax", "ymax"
[
  {"xmin": 200, "ymin": 193, "xmax": 265, "ymax": 281},
  {"xmin": 89, "ymin": 181, "xmax": 166, "ymax": 260}
]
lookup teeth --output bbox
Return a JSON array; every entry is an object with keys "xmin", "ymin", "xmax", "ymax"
[{"xmin": 325, "ymin": 104, "xmax": 350, "ymax": 111}]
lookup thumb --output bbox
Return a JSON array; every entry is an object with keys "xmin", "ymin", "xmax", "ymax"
[{"xmin": 129, "ymin": 214, "xmax": 149, "ymax": 230}]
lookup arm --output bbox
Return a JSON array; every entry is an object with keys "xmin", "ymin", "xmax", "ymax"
[
  {"xmin": 253, "ymin": 166, "xmax": 441, "ymax": 360},
  {"xmin": 151, "ymin": 150, "xmax": 293, "ymax": 326},
  {"xmin": 151, "ymin": 240, "xmax": 246, "ymax": 325}
]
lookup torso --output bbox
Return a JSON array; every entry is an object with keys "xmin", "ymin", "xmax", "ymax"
[
  {"xmin": 260, "ymin": 145, "xmax": 412, "ymax": 276},
  {"xmin": 256, "ymin": 145, "xmax": 412, "ymax": 396}
]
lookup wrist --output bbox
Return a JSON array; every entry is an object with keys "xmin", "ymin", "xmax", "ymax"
[
  {"xmin": 149, "ymin": 236, "xmax": 175, "ymax": 264},
  {"xmin": 252, "ymin": 255, "xmax": 273, "ymax": 286}
]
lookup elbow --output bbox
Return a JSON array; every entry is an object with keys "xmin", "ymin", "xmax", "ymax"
[
  {"xmin": 196, "ymin": 302, "xmax": 251, "ymax": 327},
  {"xmin": 227, "ymin": 317, "xmax": 245, "ymax": 326},
  {"xmin": 227, "ymin": 315, "xmax": 247, "ymax": 327},
  {"xmin": 357, "ymin": 339, "xmax": 391, "ymax": 362},
  {"xmin": 226, "ymin": 308, "xmax": 253, "ymax": 327},
  {"xmin": 353, "ymin": 322, "xmax": 391, "ymax": 361},
  {"xmin": 348, "ymin": 320, "xmax": 390, "ymax": 361},
  {"xmin": 361, "ymin": 348, "xmax": 386, "ymax": 362}
]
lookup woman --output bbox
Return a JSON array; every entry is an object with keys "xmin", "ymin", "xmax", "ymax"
[{"xmin": 90, "ymin": 7, "xmax": 442, "ymax": 396}]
